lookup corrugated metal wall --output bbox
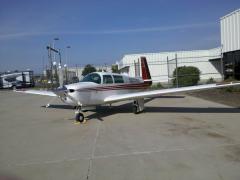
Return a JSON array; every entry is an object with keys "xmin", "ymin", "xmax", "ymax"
[{"xmin": 221, "ymin": 9, "xmax": 240, "ymax": 53}]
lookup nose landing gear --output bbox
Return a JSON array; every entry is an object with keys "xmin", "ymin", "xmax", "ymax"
[{"xmin": 75, "ymin": 106, "xmax": 86, "ymax": 124}]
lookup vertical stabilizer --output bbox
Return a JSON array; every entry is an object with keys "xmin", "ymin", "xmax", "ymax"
[{"xmin": 141, "ymin": 57, "xmax": 152, "ymax": 85}]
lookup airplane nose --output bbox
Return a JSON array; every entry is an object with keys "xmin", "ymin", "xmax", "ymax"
[
  {"xmin": 61, "ymin": 85, "xmax": 68, "ymax": 91},
  {"xmin": 55, "ymin": 85, "xmax": 79, "ymax": 105},
  {"xmin": 57, "ymin": 85, "xmax": 67, "ymax": 91},
  {"xmin": 61, "ymin": 85, "xmax": 75, "ymax": 93},
  {"xmin": 55, "ymin": 85, "xmax": 68, "ymax": 97}
]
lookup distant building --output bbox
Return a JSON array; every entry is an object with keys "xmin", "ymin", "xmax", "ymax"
[{"xmin": 220, "ymin": 9, "xmax": 240, "ymax": 79}]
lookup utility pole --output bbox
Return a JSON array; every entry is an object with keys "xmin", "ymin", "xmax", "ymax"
[
  {"xmin": 47, "ymin": 45, "xmax": 60, "ymax": 89},
  {"xmin": 175, "ymin": 53, "xmax": 179, "ymax": 88},
  {"xmin": 221, "ymin": 44, "xmax": 224, "ymax": 81},
  {"xmin": 58, "ymin": 49, "xmax": 64, "ymax": 87},
  {"xmin": 52, "ymin": 38, "xmax": 59, "ymax": 64},
  {"xmin": 47, "ymin": 44, "xmax": 53, "ymax": 89},
  {"xmin": 64, "ymin": 64, "xmax": 68, "ymax": 84},
  {"xmin": 167, "ymin": 56, "xmax": 170, "ymax": 88},
  {"xmin": 65, "ymin": 46, "xmax": 71, "ymax": 66},
  {"xmin": 65, "ymin": 46, "xmax": 71, "ymax": 84}
]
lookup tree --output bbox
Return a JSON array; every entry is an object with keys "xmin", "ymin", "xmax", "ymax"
[
  {"xmin": 111, "ymin": 64, "xmax": 119, "ymax": 73},
  {"xmin": 173, "ymin": 66, "xmax": 200, "ymax": 87},
  {"xmin": 82, "ymin": 64, "xmax": 96, "ymax": 76}
]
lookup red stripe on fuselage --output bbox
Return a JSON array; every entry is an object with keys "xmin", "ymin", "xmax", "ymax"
[{"xmin": 77, "ymin": 82, "xmax": 151, "ymax": 92}]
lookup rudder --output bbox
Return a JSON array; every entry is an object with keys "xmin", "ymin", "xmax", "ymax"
[{"xmin": 140, "ymin": 56, "xmax": 152, "ymax": 85}]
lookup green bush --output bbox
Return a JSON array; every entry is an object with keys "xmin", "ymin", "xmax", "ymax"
[
  {"xmin": 150, "ymin": 82, "xmax": 163, "ymax": 89},
  {"xmin": 172, "ymin": 66, "xmax": 200, "ymax": 87}
]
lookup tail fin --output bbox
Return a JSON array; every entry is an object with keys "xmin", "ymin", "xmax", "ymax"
[{"xmin": 140, "ymin": 57, "xmax": 152, "ymax": 85}]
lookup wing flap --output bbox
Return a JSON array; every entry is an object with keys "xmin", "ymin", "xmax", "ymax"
[
  {"xmin": 15, "ymin": 89, "xmax": 57, "ymax": 97},
  {"xmin": 104, "ymin": 82, "xmax": 240, "ymax": 103}
]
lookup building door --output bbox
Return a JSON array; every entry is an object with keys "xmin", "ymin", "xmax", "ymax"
[{"xmin": 223, "ymin": 50, "xmax": 240, "ymax": 80}]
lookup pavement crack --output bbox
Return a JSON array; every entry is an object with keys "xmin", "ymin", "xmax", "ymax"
[
  {"xmin": 93, "ymin": 142, "xmax": 240, "ymax": 160},
  {"xmin": 86, "ymin": 121, "xmax": 101, "ymax": 180},
  {"xmin": 12, "ymin": 156, "xmax": 90, "ymax": 167}
]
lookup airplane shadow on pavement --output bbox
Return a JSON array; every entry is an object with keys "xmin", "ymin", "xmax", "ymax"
[
  {"xmin": 87, "ymin": 97, "xmax": 240, "ymax": 121},
  {"xmin": 41, "ymin": 96, "xmax": 240, "ymax": 122},
  {"xmin": 41, "ymin": 104, "xmax": 74, "ymax": 110}
]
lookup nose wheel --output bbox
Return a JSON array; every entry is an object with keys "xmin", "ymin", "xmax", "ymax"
[
  {"xmin": 75, "ymin": 107, "xmax": 86, "ymax": 124},
  {"xmin": 75, "ymin": 112, "xmax": 85, "ymax": 122}
]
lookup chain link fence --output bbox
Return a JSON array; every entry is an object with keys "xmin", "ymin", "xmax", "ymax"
[{"xmin": 119, "ymin": 53, "xmax": 224, "ymax": 88}]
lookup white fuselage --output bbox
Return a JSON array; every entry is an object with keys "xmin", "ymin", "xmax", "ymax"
[{"xmin": 60, "ymin": 72, "xmax": 150, "ymax": 107}]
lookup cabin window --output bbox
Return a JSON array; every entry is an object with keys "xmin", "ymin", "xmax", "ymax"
[
  {"xmin": 103, "ymin": 75, "xmax": 113, "ymax": 84},
  {"xmin": 113, "ymin": 75, "xmax": 124, "ymax": 83},
  {"xmin": 81, "ymin": 73, "xmax": 101, "ymax": 84},
  {"xmin": 129, "ymin": 78, "xmax": 140, "ymax": 83},
  {"xmin": 4, "ymin": 76, "xmax": 16, "ymax": 82}
]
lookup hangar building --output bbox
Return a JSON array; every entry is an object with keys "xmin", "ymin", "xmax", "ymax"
[
  {"xmin": 117, "ymin": 9, "xmax": 240, "ymax": 83},
  {"xmin": 221, "ymin": 9, "xmax": 240, "ymax": 79}
]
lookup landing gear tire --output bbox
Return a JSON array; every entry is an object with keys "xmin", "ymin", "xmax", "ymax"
[
  {"xmin": 133, "ymin": 98, "xmax": 144, "ymax": 114},
  {"xmin": 75, "ymin": 112, "xmax": 85, "ymax": 123},
  {"xmin": 133, "ymin": 105, "xmax": 138, "ymax": 114}
]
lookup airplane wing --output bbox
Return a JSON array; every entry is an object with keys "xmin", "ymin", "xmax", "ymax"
[
  {"xmin": 15, "ymin": 89, "xmax": 57, "ymax": 97},
  {"xmin": 104, "ymin": 82, "xmax": 240, "ymax": 103}
]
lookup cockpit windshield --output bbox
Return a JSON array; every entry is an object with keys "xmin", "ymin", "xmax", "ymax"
[{"xmin": 81, "ymin": 73, "xmax": 101, "ymax": 84}]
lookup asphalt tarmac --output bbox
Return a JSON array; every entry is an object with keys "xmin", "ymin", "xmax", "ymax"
[{"xmin": 0, "ymin": 91, "xmax": 240, "ymax": 180}]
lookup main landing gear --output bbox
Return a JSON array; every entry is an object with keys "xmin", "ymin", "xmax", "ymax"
[
  {"xmin": 75, "ymin": 106, "xmax": 86, "ymax": 124},
  {"xmin": 133, "ymin": 98, "xmax": 145, "ymax": 114}
]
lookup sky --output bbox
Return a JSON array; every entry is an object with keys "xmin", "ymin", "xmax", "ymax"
[{"xmin": 0, "ymin": 0, "xmax": 240, "ymax": 73}]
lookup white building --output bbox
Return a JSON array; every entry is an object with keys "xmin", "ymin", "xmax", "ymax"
[
  {"xmin": 118, "ymin": 48, "xmax": 222, "ymax": 83},
  {"xmin": 221, "ymin": 9, "xmax": 240, "ymax": 53},
  {"xmin": 118, "ymin": 9, "xmax": 240, "ymax": 83},
  {"xmin": 220, "ymin": 9, "xmax": 240, "ymax": 79}
]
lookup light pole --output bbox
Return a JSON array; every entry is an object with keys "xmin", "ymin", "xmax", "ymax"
[
  {"xmin": 65, "ymin": 46, "xmax": 71, "ymax": 66},
  {"xmin": 52, "ymin": 61, "xmax": 58, "ymax": 87},
  {"xmin": 64, "ymin": 64, "xmax": 68, "ymax": 84},
  {"xmin": 46, "ymin": 38, "xmax": 59, "ymax": 89},
  {"xmin": 58, "ymin": 49, "xmax": 64, "ymax": 87},
  {"xmin": 53, "ymin": 38, "xmax": 59, "ymax": 63},
  {"xmin": 65, "ymin": 46, "xmax": 71, "ymax": 84},
  {"xmin": 221, "ymin": 44, "xmax": 224, "ymax": 81}
]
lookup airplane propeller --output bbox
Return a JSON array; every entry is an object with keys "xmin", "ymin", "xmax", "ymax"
[
  {"xmin": 45, "ymin": 86, "xmax": 68, "ymax": 108},
  {"xmin": 54, "ymin": 86, "xmax": 80, "ymax": 106}
]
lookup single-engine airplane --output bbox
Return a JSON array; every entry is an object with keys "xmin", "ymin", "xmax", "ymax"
[{"xmin": 17, "ymin": 57, "xmax": 240, "ymax": 123}]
